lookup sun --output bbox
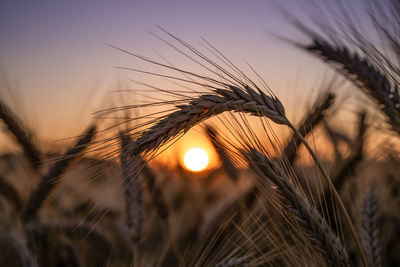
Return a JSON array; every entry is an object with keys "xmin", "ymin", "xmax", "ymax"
[{"xmin": 183, "ymin": 148, "xmax": 209, "ymax": 172}]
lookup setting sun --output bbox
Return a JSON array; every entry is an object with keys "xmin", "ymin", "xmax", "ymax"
[{"xmin": 183, "ymin": 148, "xmax": 209, "ymax": 172}]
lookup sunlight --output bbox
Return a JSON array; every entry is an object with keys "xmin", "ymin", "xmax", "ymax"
[{"xmin": 183, "ymin": 147, "xmax": 209, "ymax": 172}]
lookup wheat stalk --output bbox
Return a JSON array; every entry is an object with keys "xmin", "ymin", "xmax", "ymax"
[
  {"xmin": 120, "ymin": 133, "xmax": 185, "ymax": 263},
  {"xmin": 0, "ymin": 99, "xmax": 41, "ymax": 169},
  {"xmin": 305, "ymin": 39, "xmax": 400, "ymax": 135},
  {"xmin": 119, "ymin": 133, "xmax": 144, "ymax": 246},
  {"xmin": 361, "ymin": 187, "xmax": 382, "ymax": 267},
  {"xmin": 22, "ymin": 125, "xmax": 96, "ymax": 222},
  {"xmin": 139, "ymin": 157, "xmax": 169, "ymax": 221},
  {"xmin": 283, "ymin": 92, "xmax": 335, "ymax": 164},
  {"xmin": 129, "ymin": 85, "xmax": 287, "ymax": 156},
  {"xmin": 246, "ymin": 149, "xmax": 350, "ymax": 267}
]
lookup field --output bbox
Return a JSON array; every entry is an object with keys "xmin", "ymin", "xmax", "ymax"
[{"xmin": 0, "ymin": 1, "xmax": 400, "ymax": 266}]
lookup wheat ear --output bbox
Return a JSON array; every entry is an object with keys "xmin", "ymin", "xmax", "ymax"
[
  {"xmin": 305, "ymin": 40, "xmax": 400, "ymax": 134},
  {"xmin": 246, "ymin": 149, "xmax": 350, "ymax": 267},
  {"xmin": 129, "ymin": 85, "xmax": 287, "ymax": 156},
  {"xmin": 107, "ymin": 41, "xmax": 364, "ymax": 258},
  {"xmin": 283, "ymin": 92, "xmax": 335, "ymax": 164},
  {"xmin": 286, "ymin": 121, "xmax": 369, "ymax": 266},
  {"xmin": 361, "ymin": 187, "xmax": 382, "ymax": 267},
  {"xmin": 119, "ymin": 133, "xmax": 144, "ymax": 245},
  {"xmin": 110, "ymin": 37, "xmax": 365, "ymax": 262},
  {"xmin": 22, "ymin": 125, "xmax": 96, "ymax": 222}
]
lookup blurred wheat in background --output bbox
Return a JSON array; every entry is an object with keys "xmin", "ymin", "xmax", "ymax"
[{"xmin": 0, "ymin": 0, "xmax": 400, "ymax": 266}]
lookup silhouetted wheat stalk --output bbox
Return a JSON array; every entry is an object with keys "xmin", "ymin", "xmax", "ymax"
[
  {"xmin": 120, "ymin": 132, "xmax": 184, "ymax": 263},
  {"xmin": 304, "ymin": 40, "xmax": 400, "ymax": 135},
  {"xmin": 22, "ymin": 125, "xmax": 96, "ymax": 222},
  {"xmin": 107, "ymin": 41, "xmax": 367, "ymax": 263},
  {"xmin": 283, "ymin": 92, "xmax": 335, "ymax": 164},
  {"xmin": 150, "ymin": 88, "xmax": 369, "ymax": 263},
  {"xmin": 287, "ymin": 0, "xmax": 400, "ymax": 139},
  {"xmin": 128, "ymin": 85, "xmax": 287, "ymax": 156},
  {"xmin": 360, "ymin": 187, "xmax": 382, "ymax": 267},
  {"xmin": 119, "ymin": 133, "xmax": 144, "ymax": 246},
  {"xmin": 246, "ymin": 149, "xmax": 350, "ymax": 267}
]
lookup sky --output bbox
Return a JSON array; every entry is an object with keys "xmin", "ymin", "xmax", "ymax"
[{"xmin": 0, "ymin": 0, "xmax": 364, "ymax": 165}]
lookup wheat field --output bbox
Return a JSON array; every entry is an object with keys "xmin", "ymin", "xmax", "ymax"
[{"xmin": 0, "ymin": 1, "xmax": 400, "ymax": 266}]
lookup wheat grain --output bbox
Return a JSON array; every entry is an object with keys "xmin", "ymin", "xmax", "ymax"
[{"xmin": 109, "ymin": 35, "xmax": 366, "ymax": 264}]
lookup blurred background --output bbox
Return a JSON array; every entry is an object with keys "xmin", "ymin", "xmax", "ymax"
[{"xmin": 1, "ymin": 1, "xmax": 400, "ymax": 266}]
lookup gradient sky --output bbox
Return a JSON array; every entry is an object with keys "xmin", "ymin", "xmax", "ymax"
[{"xmin": 0, "ymin": 0, "xmax": 364, "ymax": 161}]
